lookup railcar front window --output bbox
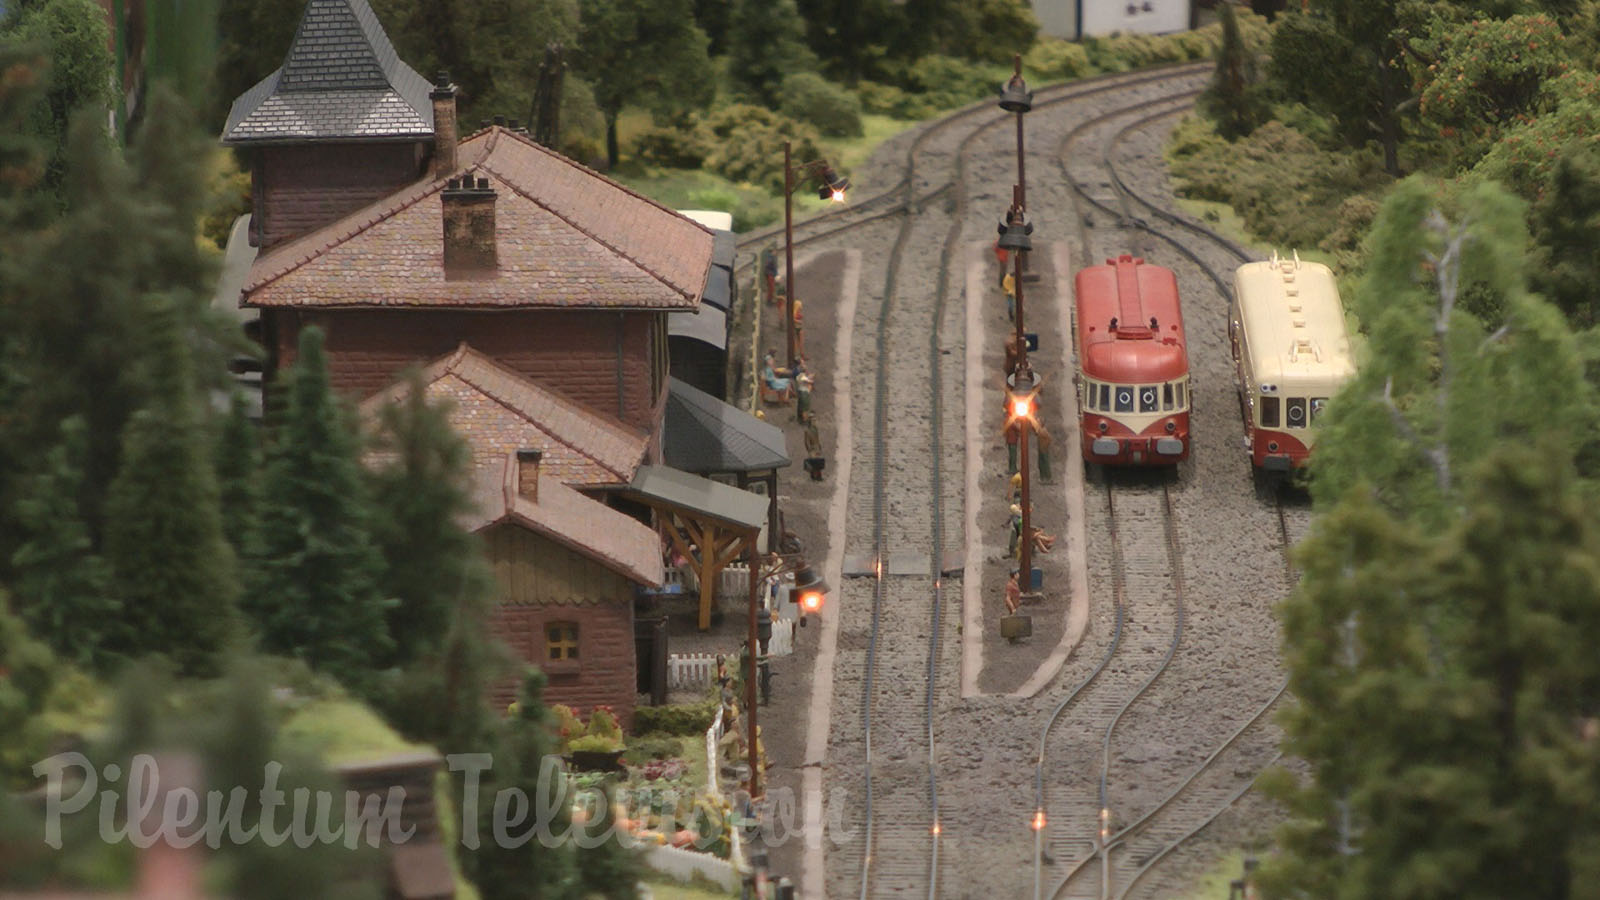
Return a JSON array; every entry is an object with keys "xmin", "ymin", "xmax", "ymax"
[
  {"xmin": 1139, "ymin": 385, "xmax": 1159, "ymax": 413},
  {"xmin": 1310, "ymin": 397, "xmax": 1327, "ymax": 424},
  {"xmin": 1162, "ymin": 383, "xmax": 1174, "ymax": 411},
  {"xmin": 1115, "ymin": 386, "xmax": 1134, "ymax": 413},
  {"xmin": 1099, "ymin": 383, "xmax": 1110, "ymax": 411},
  {"xmin": 1175, "ymin": 380, "xmax": 1185, "ymax": 409},
  {"xmin": 1261, "ymin": 396, "xmax": 1280, "ymax": 427},
  {"xmin": 1286, "ymin": 397, "xmax": 1307, "ymax": 428},
  {"xmin": 1084, "ymin": 381, "xmax": 1096, "ymax": 411}
]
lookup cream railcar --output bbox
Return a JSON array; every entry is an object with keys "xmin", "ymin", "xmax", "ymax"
[{"xmin": 1229, "ymin": 253, "xmax": 1356, "ymax": 473}]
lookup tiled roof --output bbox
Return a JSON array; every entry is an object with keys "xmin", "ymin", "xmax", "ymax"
[
  {"xmin": 664, "ymin": 377, "xmax": 791, "ymax": 473},
  {"xmin": 222, "ymin": 0, "xmax": 433, "ymax": 143},
  {"xmin": 466, "ymin": 454, "xmax": 664, "ymax": 589},
  {"xmin": 243, "ymin": 128, "xmax": 714, "ymax": 310},
  {"xmin": 360, "ymin": 344, "xmax": 648, "ymax": 487}
]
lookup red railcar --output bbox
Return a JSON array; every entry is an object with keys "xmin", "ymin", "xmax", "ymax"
[{"xmin": 1074, "ymin": 254, "xmax": 1191, "ymax": 465}]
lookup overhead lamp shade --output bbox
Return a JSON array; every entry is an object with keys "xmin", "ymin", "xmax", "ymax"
[
  {"xmin": 999, "ymin": 76, "xmax": 1033, "ymax": 113},
  {"xmin": 793, "ymin": 564, "xmax": 828, "ymax": 595},
  {"xmin": 998, "ymin": 219, "xmax": 1033, "ymax": 252},
  {"xmin": 817, "ymin": 169, "xmax": 850, "ymax": 201}
]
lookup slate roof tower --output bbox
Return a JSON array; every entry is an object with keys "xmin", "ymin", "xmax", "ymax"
[{"xmin": 222, "ymin": 0, "xmax": 441, "ymax": 249}]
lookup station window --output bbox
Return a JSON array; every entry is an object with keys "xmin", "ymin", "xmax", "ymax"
[
  {"xmin": 1310, "ymin": 397, "xmax": 1328, "ymax": 425},
  {"xmin": 1286, "ymin": 397, "xmax": 1307, "ymax": 428},
  {"xmin": 1139, "ymin": 385, "xmax": 1159, "ymax": 413},
  {"xmin": 1261, "ymin": 396, "xmax": 1280, "ymax": 428},
  {"xmin": 1115, "ymin": 386, "xmax": 1135, "ymax": 413},
  {"xmin": 546, "ymin": 622, "xmax": 579, "ymax": 661}
]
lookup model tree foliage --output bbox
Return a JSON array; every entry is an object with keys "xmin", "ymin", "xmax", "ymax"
[
  {"xmin": 1530, "ymin": 144, "xmax": 1600, "ymax": 327},
  {"xmin": 1265, "ymin": 178, "xmax": 1600, "ymax": 895},
  {"xmin": 103, "ymin": 299, "xmax": 242, "ymax": 676},
  {"xmin": 1198, "ymin": 1, "xmax": 1268, "ymax": 140},
  {"xmin": 576, "ymin": 0, "xmax": 714, "ymax": 168},
  {"xmin": 463, "ymin": 668, "xmax": 581, "ymax": 900},
  {"xmin": 251, "ymin": 327, "xmax": 395, "ymax": 693},
  {"xmin": 10, "ymin": 416, "xmax": 118, "ymax": 670},
  {"xmin": 726, "ymin": 0, "xmax": 816, "ymax": 108},
  {"xmin": 0, "ymin": 0, "xmax": 115, "ymax": 199}
]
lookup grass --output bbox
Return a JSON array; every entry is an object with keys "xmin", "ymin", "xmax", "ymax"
[
  {"xmin": 277, "ymin": 697, "xmax": 431, "ymax": 767},
  {"xmin": 1181, "ymin": 850, "xmax": 1250, "ymax": 898},
  {"xmin": 642, "ymin": 874, "xmax": 739, "ymax": 899}
]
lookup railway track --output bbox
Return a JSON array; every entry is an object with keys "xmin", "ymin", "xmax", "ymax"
[
  {"xmin": 821, "ymin": 64, "xmax": 1220, "ymax": 900},
  {"xmin": 1014, "ymin": 76, "xmax": 1299, "ymax": 900}
]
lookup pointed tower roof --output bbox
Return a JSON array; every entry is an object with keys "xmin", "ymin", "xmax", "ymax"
[{"xmin": 222, "ymin": 0, "xmax": 434, "ymax": 144}]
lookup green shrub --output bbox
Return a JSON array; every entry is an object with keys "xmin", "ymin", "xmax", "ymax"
[
  {"xmin": 899, "ymin": 54, "xmax": 997, "ymax": 114},
  {"xmin": 623, "ymin": 734, "xmax": 684, "ymax": 765},
  {"xmin": 634, "ymin": 123, "xmax": 710, "ymax": 168},
  {"xmin": 586, "ymin": 706, "xmax": 623, "ymax": 743},
  {"xmin": 1166, "ymin": 115, "xmax": 1390, "ymax": 252},
  {"xmin": 702, "ymin": 104, "xmax": 827, "ymax": 191},
  {"xmin": 568, "ymin": 733, "xmax": 622, "ymax": 753},
  {"xmin": 550, "ymin": 703, "xmax": 583, "ymax": 750},
  {"xmin": 1025, "ymin": 39, "xmax": 1091, "ymax": 80},
  {"xmin": 780, "ymin": 72, "xmax": 864, "ymax": 138},
  {"xmin": 632, "ymin": 699, "xmax": 719, "ymax": 736},
  {"xmin": 855, "ymin": 80, "xmax": 914, "ymax": 117}
]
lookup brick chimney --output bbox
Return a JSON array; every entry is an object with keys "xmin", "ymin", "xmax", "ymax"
[
  {"xmin": 442, "ymin": 175, "xmax": 497, "ymax": 274},
  {"xmin": 515, "ymin": 449, "xmax": 542, "ymax": 502},
  {"xmin": 430, "ymin": 72, "xmax": 458, "ymax": 179}
]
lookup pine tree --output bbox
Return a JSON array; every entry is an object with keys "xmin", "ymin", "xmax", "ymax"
[
  {"xmin": 1530, "ymin": 144, "xmax": 1600, "ymax": 327},
  {"xmin": 366, "ymin": 375, "xmax": 481, "ymax": 666},
  {"xmin": 215, "ymin": 391, "xmax": 264, "ymax": 597},
  {"xmin": 575, "ymin": 781, "xmax": 645, "ymax": 900},
  {"xmin": 0, "ymin": 593, "xmax": 58, "ymax": 784},
  {"xmin": 465, "ymin": 668, "xmax": 579, "ymax": 900},
  {"xmin": 1198, "ymin": 1, "xmax": 1267, "ymax": 140},
  {"xmin": 8, "ymin": 416, "xmax": 118, "ymax": 669},
  {"xmin": 252, "ymin": 327, "xmax": 393, "ymax": 692},
  {"xmin": 726, "ymin": 0, "xmax": 816, "ymax": 108},
  {"xmin": 103, "ymin": 299, "xmax": 241, "ymax": 676}
]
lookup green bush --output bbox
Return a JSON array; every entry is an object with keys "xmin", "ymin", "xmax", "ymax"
[
  {"xmin": 702, "ymin": 104, "xmax": 827, "ymax": 191},
  {"xmin": 586, "ymin": 706, "xmax": 623, "ymax": 743},
  {"xmin": 634, "ymin": 123, "xmax": 710, "ymax": 168},
  {"xmin": 1025, "ymin": 39, "xmax": 1092, "ymax": 80},
  {"xmin": 632, "ymin": 699, "xmax": 719, "ymax": 736},
  {"xmin": 1166, "ymin": 114, "xmax": 1390, "ymax": 253},
  {"xmin": 623, "ymin": 734, "xmax": 684, "ymax": 764},
  {"xmin": 568, "ymin": 733, "xmax": 623, "ymax": 753},
  {"xmin": 780, "ymin": 72, "xmax": 864, "ymax": 138},
  {"xmin": 899, "ymin": 54, "xmax": 997, "ymax": 115},
  {"xmin": 855, "ymin": 80, "xmax": 915, "ymax": 116}
]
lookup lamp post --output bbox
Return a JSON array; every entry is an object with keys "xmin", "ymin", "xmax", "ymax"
[
  {"xmin": 1008, "ymin": 366, "xmax": 1040, "ymax": 596},
  {"xmin": 743, "ymin": 550, "xmax": 830, "ymax": 798},
  {"xmin": 783, "ymin": 140, "xmax": 850, "ymax": 371}
]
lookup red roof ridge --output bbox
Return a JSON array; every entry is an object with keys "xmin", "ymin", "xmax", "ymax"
[
  {"xmin": 477, "ymin": 154, "xmax": 698, "ymax": 305},
  {"xmin": 448, "ymin": 349, "xmax": 642, "ymax": 483}
]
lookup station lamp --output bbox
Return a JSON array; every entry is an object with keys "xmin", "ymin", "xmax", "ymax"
[
  {"xmin": 998, "ymin": 214, "xmax": 1034, "ymax": 253},
  {"xmin": 790, "ymin": 564, "xmax": 829, "ymax": 621},
  {"xmin": 1006, "ymin": 369, "xmax": 1041, "ymax": 428},
  {"xmin": 999, "ymin": 71, "xmax": 1033, "ymax": 114},
  {"xmin": 818, "ymin": 168, "xmax": 850, "ymax": 202}
]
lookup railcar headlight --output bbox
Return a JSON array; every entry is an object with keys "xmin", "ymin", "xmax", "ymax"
[
  {"xmin": 1267, "ymin": 441, "xmax": 1279, "ymax": 452},
  {"xmin": 1165, "ymin": 421, "xmax": 1176, "ymax": 433},
  {"xmin": 1097, "ymin": 421, "xmax": 1108, "ymax": 433}
]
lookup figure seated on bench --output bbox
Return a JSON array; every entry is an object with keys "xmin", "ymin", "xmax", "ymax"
[{"xmin": 761, "ymin": 350, "xmax": 793, "ymax": 405}]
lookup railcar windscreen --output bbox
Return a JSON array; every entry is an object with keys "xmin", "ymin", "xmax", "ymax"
[
  {"xmin": 1261, "ymin": 396, "xmax": 1280, "ymax": 427},
  {"xmin": 1286, "ymin": 397, "xmax": 1306, "ymax": 428}
]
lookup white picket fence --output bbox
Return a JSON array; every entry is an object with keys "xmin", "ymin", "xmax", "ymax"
[
  {"xmin": 643, "ymin": 844, "xmax": 739, "ymax": 892},
  {"xmin": 668, "ymin": 653, "xmax": 719, "ymax": 692}
]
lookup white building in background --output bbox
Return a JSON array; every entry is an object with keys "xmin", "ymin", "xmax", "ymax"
[{"xmin": 1031, "ymin": 0, "xmax": 1194, "ymax": 39}]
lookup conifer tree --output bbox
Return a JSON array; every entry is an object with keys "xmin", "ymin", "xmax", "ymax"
[
  {"xmin": 366, "ymin": 376, "xmax": 480, "ymax": 666},
  {"xmin": 1198, "ymin": 1, "xmax": 1267, "ymax": 140},
  {"xmin": 464, "ymin": 668, "xmax": 578, "ymax": 900},
  {"xmin": 1530, "ymin": 144, "xmax": 1600, "ymax": 327},
  {"xmin": 215, "ymin": 391, "xmax": 264, "ymax": 596},
  {"xmin": 8, "ymin": 416, "xmax": 118, "ymax": 669},
  {"xmin": 103, "ymin": 299, "xmax": 241, "ymax": 676},
  {"xmin": 726, "ymin": 0, "xmax": 816, "ymax": 108},
  {"xmin": 252, "ymin": 327, "xmax": 393, "ymax": 692},
  {"xmin": 575, "ymin": 780, "xmax": 645, "ymax": 900},
  {"xmin": 0, "ymin": 593, "xmax": 58, "ymax": 784}
]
